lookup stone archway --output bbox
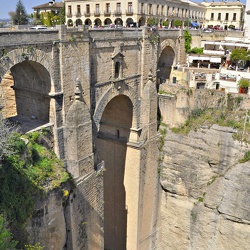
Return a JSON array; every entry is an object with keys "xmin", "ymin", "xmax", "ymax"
[
  {"xmin": 138, "ymin": 17, "xmax": 146, "ymax": 27},
  {"xmin": 85, "ymin": 18, "xmax": 92, "ymax": 26},
  {"xmin": 0, "ymin": 48, "xmax": 54, "ymax": 132},
  {"xmin": 114, "ymin": 18, "xmax": 123, "ymax": 26},
  {"xmin": 94, "ymin": 18, "xmax": 102, "ymax": 27},
  {"xmin": 158, "ymin": 39, "xmax": 176, "ymax": 83},
  {"xmin": 96, "ymin": 95, "xmax": 133, "ymax": 250},
  {"xmin": 76, "ymin": 19, "xmax": 83, "ymax": 26},
  {"xmin": 104, "ymin": 18, "xmax": 112, "ymax": 25}
]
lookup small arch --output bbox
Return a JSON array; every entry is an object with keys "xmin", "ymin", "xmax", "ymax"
[
  {"xmin": 114, "ymin": 18, "xmax": 123, "ymax": 26},
  {"xmin": 85, "ymin": 18, "xmax": 92, "ymax": 26},
  {"xmin": 138, "ymin": 17, "xmax": 145, "ymax": 27},
  {"xmin": 94, "ymin": 18, "xmax": 102, "ymax": 27},
  {"xmin": 76, "ymin": 19, "xmax": 83, "ymax": 26},
  {"xmin": 67, "ymin": 19, "xmax": 73, "ymax": 26},
  {"xmin": 104, "ymin": 18, "xmax": 112, "ymax": 25},
  {"xmin": 126, "ymin": 18, "xmax": 134, "ymax": 27}
]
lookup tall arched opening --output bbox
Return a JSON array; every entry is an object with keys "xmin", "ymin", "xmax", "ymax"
[
  {"xmin": 0, "ymin": 61, "xmax": 51, "ymax": 132},
  {"xmin": 96, "ymin": 95, "xmax": 133, "ymax": 250},
  {"xmin": 157, "ymin": 46, "xmax": 175, "ymax": 84}
]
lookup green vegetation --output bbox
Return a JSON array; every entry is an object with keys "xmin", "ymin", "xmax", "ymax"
[
  {"xmin": 173, "ymin": 19, "xmax": 182, "ymax": 27},
  {"xmin": 147, "ymin": 17, "xmax": 158, "ymax": 26},
  {"xmin": 170, "ymin": 106, "xmax": 250, "ymax": 143},
  {"xmin": 190, "ymin": 47, "xmax": 204, "ymax": 54},
  {"xmin": 10, "ymin": 0, "xmax": 29, "ymax": 25},
  {"xmin": 239, "ymin": 151, "xmax": 250, "ymax": 163},
  {"xmin": 0, "ymin": 123, "xmax": 70, "ymax": 248},
  {"xmin": 162, "ymin": 20, "xmax": 169, "ymax": 27},
  {"xmin": 238, "ymin": 78, "xmax": 250, "ymax": 88},
  {"xmin": 0, "ymin": 215, "xmax": 18, "ymax": 250},
  {"xmin": 230, "ymin": 48, "xmax": 250, "ymax": 66},
  {"xmin": 184, "ymin": 30, "xmax": 192, "ymax": 53},
  {"xmin": 25, "ymin": 242, "xmax": 44, "ymax": 250}
]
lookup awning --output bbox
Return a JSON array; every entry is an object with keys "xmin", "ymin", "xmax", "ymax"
[
  {"xmin": 191, "ymin": 21, "xmax": 199, "ymax": 27},
  {"xmin": 210, "ymin": 57, "xmax": 221, "ymax": 63}
]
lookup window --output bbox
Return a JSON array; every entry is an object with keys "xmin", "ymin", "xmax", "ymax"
[
  {"xmin": 172, "ymin": 77, "xmax": 177, "ymax": 84},
  {"xmin": 68, "ymin": 5, "xmax": 72, "ymax": 15},
  {"xmin": 86, "ymin": 4, "xmax": 90, "ymax": 14},
  {"xmin": 106, "ymin": 3, "xmax": 110, "ymax": 13},
  {"xmin": 140, "ymin": 3, "xmax": 144, "ymax": 13},
  {"xmin": 115, "ymin": 62, "xmax": 120, "ymax": 78},
  {"xmin": 156, "ymin": 5, "xmax": 159, "ymax": 15},
  {"xmin": 218, "ymin": 13, "xmax": 221, "ymax": 20},
  {"xmin": 117, "ymin": 2, "xmax": 121, "ymax": 13},
  {"xmin": 77, "ymin": 5, "xmax": 81, "ymax": 15},
  {"xmin": 211, "ymin": 13, "xmax": 214, "ymax": 20},
  {"xmin": 149, "ymin": 4, "xmax": 152, "ymax": 15},
  {"xmin": 96, "ymin": 4, "xmax": 100, "ymax": 14},
  {"xmin": 161, "ymin": 6, "xmax": 164, "ymax": 15},
  {"xmin": 128, "ymin": 2, "xmax": 132, "ymax": 13},
  {"xmin": 225, "ymin": 13, "xmax": 229, "ymax": 21},
  {"xmin": 233, "ymin": 13, "xmax": 236, "ymax": 21}
]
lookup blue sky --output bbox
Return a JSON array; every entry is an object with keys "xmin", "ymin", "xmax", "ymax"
[
  {"xmin": 0, "ymin": 0, "xmax": 247, "ymax": 19},
  {"xmin": 0, "ymin": 0, "xmax": 47, "ymax": 19}
]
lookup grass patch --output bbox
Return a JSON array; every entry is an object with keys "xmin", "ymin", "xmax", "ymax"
[
  {"xmin": 170, "ymin": 108, "xmax": 250, "ymax": 142},
  {"xmin": 239, "ymin": 151, "xmax": 250, "ymax": 163}
]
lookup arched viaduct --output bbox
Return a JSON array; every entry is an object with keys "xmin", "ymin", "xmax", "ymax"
[{"xmin": 0, "ymin": 26, "xmax": 185, "ymax": 250}]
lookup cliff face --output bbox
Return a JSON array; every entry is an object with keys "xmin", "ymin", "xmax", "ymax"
[{"xmin": 160, "ymin": 125, "xmax": 250, "ymax": 250}]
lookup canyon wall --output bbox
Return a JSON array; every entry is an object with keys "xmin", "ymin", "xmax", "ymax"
[{"xmin": 160, "ymin": 125, "xmax": 250, "ymax": 250}]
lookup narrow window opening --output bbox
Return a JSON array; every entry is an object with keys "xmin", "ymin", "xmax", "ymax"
[
  {"xmin": 115, "ymin": 61, "xmax": 120, "ymax": 78},
  {"xmin": 117, "ymin": 129, "xmax": 120, "ymax": 138}
]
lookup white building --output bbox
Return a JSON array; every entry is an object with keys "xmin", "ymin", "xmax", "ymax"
[
  {"xmin": 244, "ymin": 0, "xmax": 250, "ymax": 40},
  {"xmin": 202, "ymin": 0, "xmax": 245, "ymax": 30},
  {"xmin": 64, "ymin": 0, "xmax": 205, "ymax": 27}
]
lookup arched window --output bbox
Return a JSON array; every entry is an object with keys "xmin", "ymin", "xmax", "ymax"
[{"xmin": 112, "ymin": 51, "xmax": 124, "ymax": 79}]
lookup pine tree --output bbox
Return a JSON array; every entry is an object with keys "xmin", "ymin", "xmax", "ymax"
[{"xmin": 13, "ymin": 0, "xmax": 29, "ymax": 25}]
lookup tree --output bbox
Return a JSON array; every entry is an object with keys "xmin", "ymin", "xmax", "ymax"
[
  {"xmin": 230, "ymin": 48, "xmax": 250, "ymax": 67},
  {"xmin": 184, "ymin": 30, "xmax": 192, "ymax": 53},
  {"xmin": 12, "ymin": 0, "xmax": 29, "ymax": 25},
  {"xmin": 174, "ymin": 19, "xmax": 182, "ymax": 27}
]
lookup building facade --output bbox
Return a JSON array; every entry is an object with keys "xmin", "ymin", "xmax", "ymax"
[
  {"xmin": 64, "ymin": 0, "xmax": 205, "ymax": 27},
  {"xmin": 244, "ymin": 0, "xmax": 250, "ymax": 40},
  {"xmin": 202, "ymin": 0, "xmax": 245, "ymax": 30}
]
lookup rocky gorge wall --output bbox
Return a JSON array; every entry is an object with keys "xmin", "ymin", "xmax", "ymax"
[{"xmin": 160, "ymin": 125, "xmax": 250, "ymax": 250}]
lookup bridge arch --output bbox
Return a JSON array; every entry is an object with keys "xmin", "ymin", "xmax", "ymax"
[
  {"xmin": 93, "ymin": 84, "xmax": 138, "ymax": 132},
  {"xmin": 0, "ymin": 48, "xmax": 55, "ymax": 132},
  {"xmin": 158, "ymin": 39, "xmax": 176, "ymax": 83},
  {"xmin": 95, "ymin": 94, "xmax": 133, "ymax": 250}
]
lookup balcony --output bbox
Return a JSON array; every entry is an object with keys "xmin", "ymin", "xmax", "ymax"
[
  {"xmin": 94, "ymin": 11, "xmax": 100, "ymax": 17},
  {"xmin": 104, "ymin": 10, "xmax": 111, "ymax": 17},
  {"xmin": 84, "ymin": 11, "xmax": 91, "ymax": 17},
  {"xmin": 126, "ymin": 9, "xmax": 133, "ymax": 15},
  {"xmin": 76, "ymin": 12, "xmax": 82, "ymax": 17},
  {"xmin": 114, "ymin": 10, "xmax": 122, "ymax": 16},
  {"xmin": 66, "ymin": 12, "xmax": 72, "ymax": 18}
]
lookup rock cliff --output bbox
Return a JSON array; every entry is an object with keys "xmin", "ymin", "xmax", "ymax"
[{"xmin": 160, "ymin": 125, "xmax": 250, "ymax": 250}]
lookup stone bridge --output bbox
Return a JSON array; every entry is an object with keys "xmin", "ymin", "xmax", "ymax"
[{"xmin": 0, "ymin": 26, "xmax": 185, "ymax": 250}]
